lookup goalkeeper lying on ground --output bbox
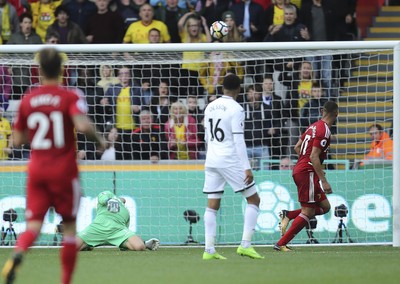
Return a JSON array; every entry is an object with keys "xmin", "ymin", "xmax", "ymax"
[{"xmin": 76, "ymin": 191, "xmax": 159, "ymax": 251}]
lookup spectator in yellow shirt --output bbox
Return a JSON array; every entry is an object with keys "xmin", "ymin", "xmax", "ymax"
[
  {"xmin": 177, "ymin": 12, "xmax": 211, "ymax": 96},
  {"xmin": 31, "ymin": 0, "xmax": 62, "ymax": 42},
  {"xmin": 0, "ymin": 107, "xmax": 12, "ymax": 160},
  {"xmin": 123, "ymin": 3, "xmax": 170, "ymax": 43}
]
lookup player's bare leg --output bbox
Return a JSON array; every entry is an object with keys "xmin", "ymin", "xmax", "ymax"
[
  {"xmin": 76, "ymin": 236, "xmax": 92, "ymax": 251},
  {"xmin": 275, "ymin": 206, "xmax": 316, "ymax": 252},
  {"xmin": 279, "ymin": 200, "xmax": 330, "ymax": 236},
  {"xmin": 123, "ymin": 235, "xmax": 146, "ymax": 251},
  {"xmin": 2, "ymin": 221, "xmax": 42, "ymax": 284}
]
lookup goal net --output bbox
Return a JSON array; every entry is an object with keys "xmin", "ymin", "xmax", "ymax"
[{"xmin": 0, "ymin": 42, "xmax": 398, "ymax": 247}]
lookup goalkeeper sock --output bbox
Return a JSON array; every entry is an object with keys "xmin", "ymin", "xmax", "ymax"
[
  {"xmin": 61, "ymin": 236, "xmax": 77, "ymax": 284},
  {"xmin": 277, "ymin": 213, "xmax": 309, "ymax": 246},
  {"xmin": 241, "ymin": 204, "xmax": 259, "ymax": 248},
  {"xmin": 15, "ymin": 230, "xmax": 38, "ymax": 252},
  {"xmin": 204, "ymin": 207, "xmax": 217, "ymax": 253},
  {"xmin": 287, "ymin": 209, "xmax": 301, "ymax": 220}
]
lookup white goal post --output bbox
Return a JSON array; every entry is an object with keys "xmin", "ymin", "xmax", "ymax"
[{"xmin": 0, "ymin": 41, "xmax": 398, "ymax": 247}]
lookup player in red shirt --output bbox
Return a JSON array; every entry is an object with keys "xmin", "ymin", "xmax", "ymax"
[
  {"xmin": 274, "ymin": 101, "xmax": 338, "ymax": 252},
  {"xmin": 2, "ymin": 47, "xmax": 106, "ymax": 284}
]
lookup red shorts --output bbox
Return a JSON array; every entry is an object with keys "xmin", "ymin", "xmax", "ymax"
[
  {"xmin": 26, "ymin": 170, "xmax": 81, "ymax": 222},
  {"xmin": 292, "ymin": 171, "xmax": 327, "ymax": 208}
]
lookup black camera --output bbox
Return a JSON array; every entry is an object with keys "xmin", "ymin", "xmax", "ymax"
[
  {"xmin": 3, "ymin": 209, "xmax": 17, "ymax": 222},
  {"xmin": 183, "ymin": 210, "xmax": 200, "ymax": 224},
  {"xmin": 334, "ymin": 204, "xmax": 348, "ymax": 218}
]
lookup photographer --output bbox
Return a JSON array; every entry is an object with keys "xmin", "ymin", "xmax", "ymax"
[{"xmin": 76, "ymin": 191, "xmax": 159, "ymax": 251}]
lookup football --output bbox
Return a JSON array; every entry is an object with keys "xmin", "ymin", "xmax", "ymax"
[{"xmin": 210, "ymin": 21, "xmax": 229, "ymax": 40}]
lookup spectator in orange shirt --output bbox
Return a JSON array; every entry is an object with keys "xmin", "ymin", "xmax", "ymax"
[{"xmin": 365, "ymin": 124, "xmax": 393, "ymax": 161}]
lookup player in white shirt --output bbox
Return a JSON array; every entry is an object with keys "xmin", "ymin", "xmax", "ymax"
[{"xmin": 202, "ymin": 74, "xmax": 264, "ymax": 260}]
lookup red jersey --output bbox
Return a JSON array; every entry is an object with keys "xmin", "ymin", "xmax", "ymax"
[
  {"xmin": 14, "ymin": 85, "xmax": 86, "ymax": 177},
  {"xmin": 293, "ymin": 120, "xmax": 331, "ymax": 175}
]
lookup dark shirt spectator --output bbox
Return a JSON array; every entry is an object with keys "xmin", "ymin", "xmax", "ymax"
[
  {"xmin": 154, "ymin": 0, "xmax": 187, "ymax": 43},
  {"xmin": 280, "ymin": 60, "xmax": 314, "ymax": 158},
  {"xmin": 264, "ymin": 4, "xmax": 310, "ymax": 42},
  {"xmin": 300, "ymin": 82, "xmax": 328, "ymax": 130},
  {"xmin": 0, "ymin": 66, "xmax": 12, "ymax": 111},
  {"xmin": 260, "ymin": 76, "xmax": 287, "ymax": 159},
  {"xmin": 301, "ymin": 0, "xmax": 334, "ymax": 41},
  {"xmin": 243, "ymin": 84, "xmax": 270, "ymax": 170},
  {"xmin": 76, "ymin": 67, "xmax": 103, "ymax": 161},
  {"xmin": 46, "ymin": 5, "xmax": 87, "ymax": 44},
  {"xmin": 263, "ymin": 0, "xmax": 300, "ymax": 39},
  {"xmin": 197, "ymin": 0, "xmax": 231, "ymax": 27},
  {"xmin": 149, "ymin": 80, "xmax": 177, "ymax": 131},
  {"xmin": 300, "ymin": 0, "xmax": 333, "ymax": 96},
  {"xmin": 86, "ymin": 0, "xmax": 125, "ymax": 43},
  {"xmin": 230, "ymin": 0, "xmax": 264, "ymax": 42},
  {"xmin": 114, "ymin": 0, "xmax": 141, "ymax": 31},
  {"xmin": 7, "ymin": 13, "xmax": 42, "ymax": 98},
  {"xmin": 76, "ymin": 66, "xmax": 107, "ymax": 132},
  {"xmin": 7, "ymin": 12, "xmax": 42, "ymax": 44},
  {"xmin": 132, "ymin": 110, "xmax": 168, "ymax": 161},
  {"xmin": 323, "ymin": 0, "xmax": 357, "ymax": 40},
  {"xmin": 65, "ymin": 0, "xmax": 97, "ymax": 32}
]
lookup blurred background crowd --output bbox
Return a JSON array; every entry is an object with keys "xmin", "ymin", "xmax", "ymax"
[{"xmin": 0, "ymin": 0, "xmax": 396, "ymax": 168}]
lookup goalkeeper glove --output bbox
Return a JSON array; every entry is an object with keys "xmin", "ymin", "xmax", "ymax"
[{"xmin": 107, "ymin": 198, "xmax": 120, "ymax": 213}]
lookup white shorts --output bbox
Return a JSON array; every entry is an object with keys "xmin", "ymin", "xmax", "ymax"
[{"xmin": 203, "ymin": 166, "xmax": 257, "ymax": 199}]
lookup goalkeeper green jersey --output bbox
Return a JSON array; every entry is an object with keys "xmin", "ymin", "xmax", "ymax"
[{"xmin": 93, "ymin": 191, "xmax": 130, "ymax": 228}]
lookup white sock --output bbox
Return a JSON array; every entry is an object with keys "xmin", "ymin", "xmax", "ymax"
[
  {"xmin": 241, "ymin": 204, "xmax": 259, "ymax": 248},
  {"xmin": 204, "ymin": 207, "xmax": 217, "ymax": 253}
]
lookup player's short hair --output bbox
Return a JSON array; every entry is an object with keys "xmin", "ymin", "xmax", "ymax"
[
  {"xmin": 323, "ymin": 100, "xmax": 338, "ymax": 115},
  {"xmin": 39, "ymin": 47, "xmax": 62, "ymax": 80},
  {"xmin": 223, "ymin": 74, "xmax": 241, "ymax": 91}
]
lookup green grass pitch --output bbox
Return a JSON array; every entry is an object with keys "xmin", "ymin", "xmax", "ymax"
[{"xmin": 0, "ymin": 246, "xmax": 399, "ymax": 284}]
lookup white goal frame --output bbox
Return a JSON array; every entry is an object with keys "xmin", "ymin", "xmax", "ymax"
[{"xmin": 0, "ymin": 41, "xmax": 398, "ymax": 247}]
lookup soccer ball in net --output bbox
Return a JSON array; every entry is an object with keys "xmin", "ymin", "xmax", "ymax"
[{"xmin": 210, "ymin": 21, "xmax": 229, "ymax": 40}]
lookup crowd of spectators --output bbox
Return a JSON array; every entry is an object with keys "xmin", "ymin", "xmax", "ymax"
[{"xmin": 0, "ymin": 0, "xmax": 363, "ymax": 167}]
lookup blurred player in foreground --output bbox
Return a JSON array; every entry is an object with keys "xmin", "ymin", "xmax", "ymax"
[
  {"xmin": 76, "ymin": 190, "xmax": 159, "ymax": 251},
  {"xmin": 202, "ymin": 74, "xmax": 263, "ymax": 260},
  {"xmin": 2, "ymin": 47, "xmax": 106, "ymax": 284},
  {"xmin": 274, "ymin": 101, "xmax": 339, "ymax": 251}
]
